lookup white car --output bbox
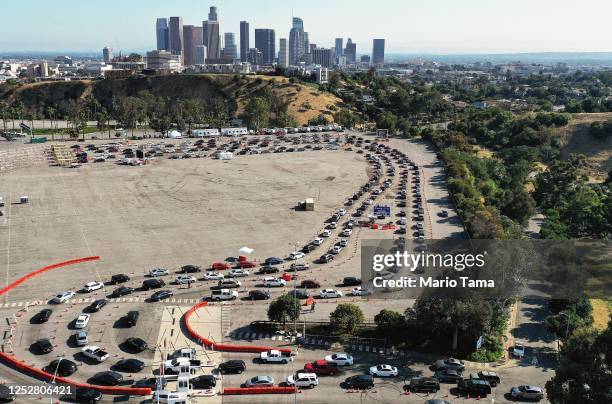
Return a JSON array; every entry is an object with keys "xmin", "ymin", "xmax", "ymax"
[
  {"xmin": 286, "ymin": 372, "xmax": 319, "ymax": 388},
  {"xmin": 83, "ymin": 282, "xmax": 104, "ymax": 292},
  {"xmin": 399, "ymin": 218, "xmax": 407, "ymax": 225},
  {"xmin": 52, "ymin": 291, "xmax": 75, "ymax": 304},
  {"xmin": 312, "ymin": 238, "xmax": 324, "ymax": 246},
  {"xmin": 365, "ymin": 199, "xmax": 373, "ymax": 205},
  {"xmin": 204, "ymin": 272, "xmax": 224, "ymax": 280},
  {"xmin": 324, "ymin": 353, "xmax": 354, "ymax": 366},
  {"xmin": 337, "ymin": 209, "xmax": 347, "ymax": 216},
  {"xmin": 369, "ymin": 364, "xmax": 398, "ymax": 377},
  {"xmin": 350, "ymin": 287, "xmax": 371, "ymax": 296},
  {"xmin": 512, "ymin": 343, "xmax": 525, "ymax": 358},
  {"xmin": 342, "ymin": 228, "xmax": 353, "ymax": 236},
  {"xmin": 331, "ymin": 246, "xmax": 342, "ymax": 255},
  {"xmin": 319, "ymin": 289, "xmax": 343, "ymax": 298},
  {"xmin": 321, "ymin": 229, "xmax": 332, "ymax": 237},
  {"xmin": 74, "ymin": 314, "xmax": 90, "ymax": 329},
  {"xmin": 175, "ymin": 275, "xmax": 196, "ymax": 284},
  {"xmin": 327, "ymin": 222, "xmax": 337, "ymax": 229},
  {"xmin": 288, "ymin": 251, "xmax": 305, "ymax": 260},
  {"xmin": 229, "ymin": 268, "xmax": 249, "ymax": 277},
  {"xmin": 149, "ymin": 268, "xmax": 169, "ymax": 277},
  {"xmin": 338, "ymin": 238, "xmax": 348, "ymax": 247},
  {"xmin": 263, "ymin": 277, "xmax": 286, "ymax": 287}
]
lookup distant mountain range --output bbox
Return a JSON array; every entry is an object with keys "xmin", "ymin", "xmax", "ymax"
[{"xmin": 385, "ymin": 52, "xmax": 612, "ymax": 66}]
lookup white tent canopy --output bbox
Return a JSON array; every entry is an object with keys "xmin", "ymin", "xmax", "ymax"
[{"xmin": 239, "ymin": 246, "xmax": 254, "ymax": 255}]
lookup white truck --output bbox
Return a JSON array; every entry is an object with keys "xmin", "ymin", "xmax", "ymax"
[
  {"xmin": 171, "ymin": 347, "xmax": 197, "ymax": 360},
  {"xmin": 259, "ymin": 349, "xmax": 294, "ymax": 364},
  {"xmin": 163, "ymin": 357, "xmax": 202, "ymax": 374},
  {"xmin": 81, "ymin": 346, "xmax": 109, "ymax": 363}
]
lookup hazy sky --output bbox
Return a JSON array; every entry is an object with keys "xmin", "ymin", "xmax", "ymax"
[{"xmin": 2, "ymin": 0, "xmax": 611, "ymax": 53}]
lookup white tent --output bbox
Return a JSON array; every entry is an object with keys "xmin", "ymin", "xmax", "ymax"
[
  {"xmin": 166, "ymin": 130, "xmax": 182, "ymax": 139},
  {"xmin": 239, "ymin": 246, "xmax": 253, "ymax": 255}
]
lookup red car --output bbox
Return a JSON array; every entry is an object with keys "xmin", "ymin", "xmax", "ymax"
[
  {"xmin": 238, "ymin": 261, "xmax": 257, "ymax": 269},
  {"xmin": 304, "ymin": 360, "xmax": 339, "ymax": 376},
  {"xmin": 211, "ymin": 262, "xmax": 230, "ymax": 270},
  {"xmin": 300, "ymin": 280, "xmax": 320, "ymax": 289}
]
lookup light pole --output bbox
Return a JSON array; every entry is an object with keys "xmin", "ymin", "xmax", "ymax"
[{"xmin": 49, "ymin": 356, "xmax": 63, "ymax": 404}]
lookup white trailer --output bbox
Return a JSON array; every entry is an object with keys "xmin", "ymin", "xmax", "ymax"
[
  {"xmin": 221, "ymin": 127, "xmax": 248, "ymax": 137},
  {"xmin": 192, "ymin": 129, "xmax": 220, "ymax": 137}
]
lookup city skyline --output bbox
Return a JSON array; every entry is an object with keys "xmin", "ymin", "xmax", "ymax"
[{"xmin": 2, "ymin": 0, "xmax": 611, "ymax": 53}]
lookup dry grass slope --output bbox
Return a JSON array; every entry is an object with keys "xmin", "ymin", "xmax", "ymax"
[{"xmin": 558, "ymin": 112, "xmax": 612, "ymax": 182}]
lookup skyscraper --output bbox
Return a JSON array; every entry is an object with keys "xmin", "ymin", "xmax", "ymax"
[
  {"xmin": 278, "ymin": 38, "xmax": 288, "ymax": 68},
  {"xmin": 239, "ymin": 21, "xmax": 250, "ymax": 62},
  {"xmin": 372, "ymin": 39, "xmax": 385, "ymax": 64},
  {"xmin": 156, "ymin": 18, "xmax": 169, "ymax": 51},
  {"xmin": 312, "ymin": 48, "xmax": 332, "ymax": 68},
  {"xmin": 195, "ymin": 45, "xmax": 207, "ymax": 65},
  {"xmin": 169, "ymin": 17, "xmax": 184, "ymax": 58},
  {"xmin": 102, "ymin": 46, "xmax": 113, "ymax": 63},
  {"xmin": 248, "ymin": 48, "xmax": 263, "ymax": 66},
  {"xmin": 183, "ymin": 25, "xmax": 203, "ymax": 66},
  {"xmin": 208, "ymin": 6, "xmax": 218, "ymax": 21},
  {"xmin": 254, "ymin": 29, "xmax": 275, "ymax": 65},
  {"xmin": 334, "ymin": 38, "xmax": 343, "ymax": 59},
  {"xmin": 344, "ymin": 38, "xmax": 356, "ymax": 64},
  {"xmin": 289, "ymin": 17, "xmax": 305, "ymax": 65},
  {"xmin": 203, "ymin": 20, "xmax": 220, "ymax": 60},
  {"xmin": 223, "ymin": 32, "xmax": 237, "ymax": 61}
]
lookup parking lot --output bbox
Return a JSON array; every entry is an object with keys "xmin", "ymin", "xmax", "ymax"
[{"xmin": 0, "ymin": 132, "xmax": 551, "ymax": 403}]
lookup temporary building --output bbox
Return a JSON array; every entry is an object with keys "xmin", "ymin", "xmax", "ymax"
[{"xmin": 166, "ymin": 130, "xmax": 183, "ymax": 139}]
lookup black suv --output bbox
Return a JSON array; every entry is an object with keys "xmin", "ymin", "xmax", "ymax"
[
  {"xmin": 33, "ymin": 309, "xmax": 52, "ymax": 324},
  {"xmin": 150, "ymin": 290, "xmax": 173, "ymax": 302},
  {"xmin": 181, "ymin": 265, "xmax": 201, "ymax": 273},
  {"xmin": 248, "ymin": 290, "xmax": 270, "ymax": 300},
  {"xmin": 344, "ymin": 375, "xmax": 374, "ymax": 390},
  {"xmin": 407, "ymin": 377, "xmax": 440, "ymax": 393},
  {"xmin": 218, "ymin": 360, "xmax": 246, "ymax": 374},
  {"xmin": 471, "ymin": 371, "xmax": 501, "ymax": 387},
  {"xmin": 90, "ymin": 371, "xmax": 123, "ymax": 386},
  {"xmin": 125, "ymin": 311, "xmax": 139, "ymax": 327},
  {"xmin": 33, "ymin": 338, "xmax": 53, "ymax": 354},
  {"xmin": 343, "ymin": 277, "xmax": 362, "ymax": 286},
  {"xmin": 142, "ymin": 279, "xmax": 165, "ymax": 290},
  {"xmin": 110, "ymin": 274, "xmax": 130, "ymax": 284},
  {"xmin": 124, "ymin": 337, "xmax": 148, "ymax": 352},
  {"xmin": 48, "ymin": 359, "xmax": 77, "ymax": 377},
  {"xmin": 257, "ymin": 266, "xmax": 279, "ymax": 275},
  {"xmin": 457, "ymin": 379, "xmax": 492, "ymax": 397},
  {"xmin": 190, "ymin": 375, "xmax": 216, "ymax": 389}
]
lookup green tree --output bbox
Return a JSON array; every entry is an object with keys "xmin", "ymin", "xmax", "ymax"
[
  {"xmin": 243, "ymin": 97, "xmax": 270, "ymax": 130},
  {"xmin": 333, "ymin": 109, "xmax": 358, "ymax": 129},
  {"xmin": 545, "ymin": 321, "xmax": 612, "ymax": 404},
  {"xmin": 267, "ymin": 294, "xmax": 300, "ymax": 327},
  {"xmin": 329, "ymin": 303, "xmax": 364, "ymax": 335},
  {"xmin": 376, "ymin": 111, "xmax": 398, "ymax": 134},
  {"xmin": 374, "ymin": 309, "xmax": 405, "ymax": 341}
]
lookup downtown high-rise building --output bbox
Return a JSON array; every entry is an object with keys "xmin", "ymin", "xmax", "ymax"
[
  {"xmin": 344, "ymin": 38, "xmax": 357, "ymax": 64},
  {"xmin": 183, "ymin": 25, "xmax": 203, "ymax": 66},
  {"xmin": 248, "ymin": 48, "xmax": 263, "ymax": 66},
  {"xmin": 102, "ymin": 46, "xmax": 113, "ymax": 63},
  {"xmin": 239, "ymin": 21, "xmax": 250, "ymax": 62},
  {"xmin": 372, "ymin": 38, "xmax": 385, "ymax": 64},
  {"xmin": 202, "ymin": 6, "xmax": 220, "ymax": 60},
  {"xmin": 312, "ymin": 47, "xmax": 332, "ymax": 68},
  {"xmin": 254, "ymin": 28, "xmax": 275, "ymax": 65},
  {"xmin": 278, "ymin": 38, "xmax": 288, "ymax": 68},
  {"xmin": 156, "ymin": 18, "xmax": 169, "ymax": 51},
  {"xmin": 289, "ymin": 17, "xmax": 306, "ymax": 65},
  {"xmin": 195, "ymin": 45, "xmax": 207, "ymax": 65},
  {"xmin": 169, "ymin": 16, "xmax": 184, "ymax": 58},
  {"xmin": 223, "ymin": 32, "xmax": 238, "ymax": 61},
  {"xmin": 334, "ymin": 38, "xmax": 343, "ymax": 59}
]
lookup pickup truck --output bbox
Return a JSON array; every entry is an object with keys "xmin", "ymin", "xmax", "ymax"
[
  {"xmin": 81, "ymin": 346, "xmax": 109, "ymax": 363},
  {"xmin": 163, "ymin": 357, "xmax": 202, "ymax": 373},
  {"xmin": 171, "ymin": 348, "xmax": 197, "ymax": 360},
  {"xmin": 259, "ymin": 350, "xmax": 294, "ymax": 364}
]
